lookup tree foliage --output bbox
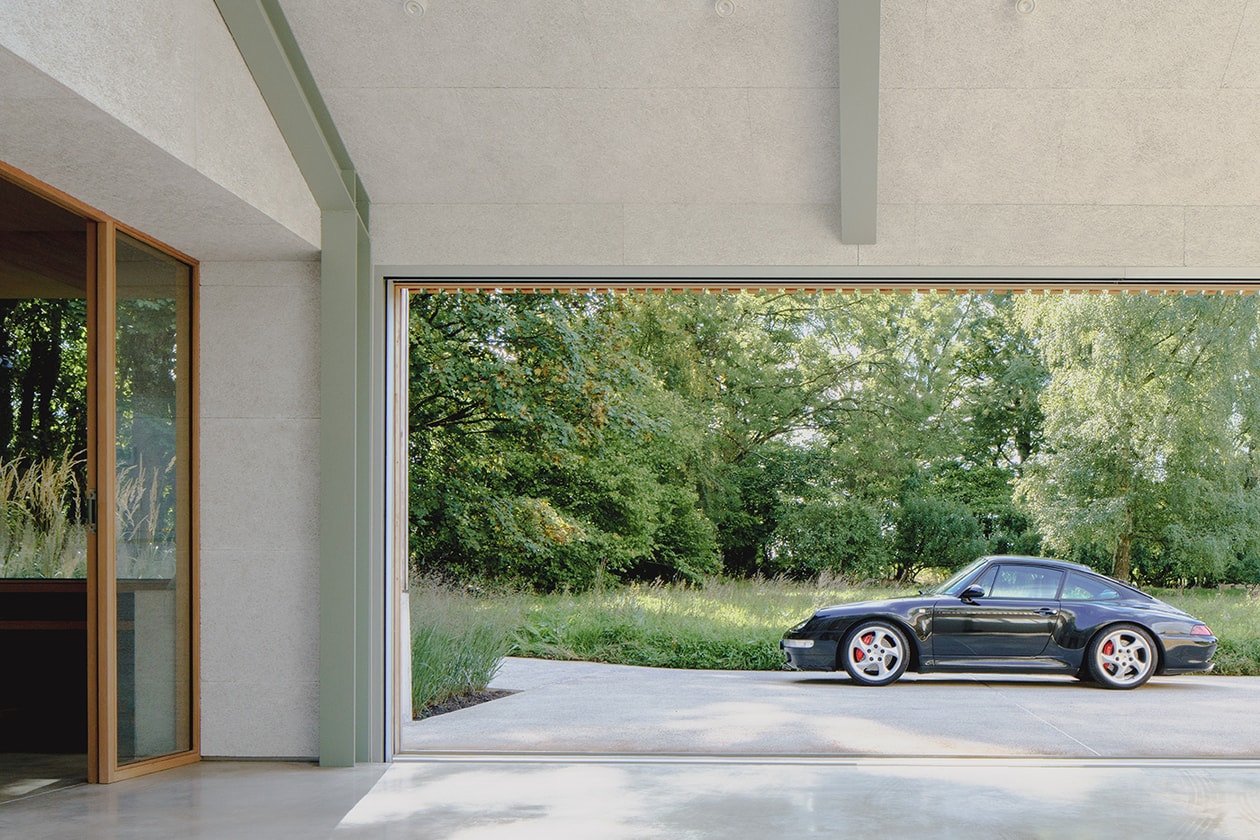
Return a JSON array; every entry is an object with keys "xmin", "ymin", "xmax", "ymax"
[
  {"xmin": 1015, "ymin": 293, "xmax": 1260, "ymax": 584},
  {"xmin": 408, "ymin": 291, "xmax": 1260, "ymax": 590}
]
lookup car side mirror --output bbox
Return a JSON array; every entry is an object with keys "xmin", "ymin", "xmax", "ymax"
[{"xmin": 960, "ymin": 584, "xmax": 986, "ymax": 603}]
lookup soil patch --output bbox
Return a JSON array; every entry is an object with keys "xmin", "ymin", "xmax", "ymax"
[{"xmin": 414, "ymin": 688, "xmax": 517, "ymax": 720}]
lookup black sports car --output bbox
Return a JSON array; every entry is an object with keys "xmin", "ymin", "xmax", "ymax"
[{"xmin": 781, "ymin": 555, "xmax": 1217, "ymax": 689}]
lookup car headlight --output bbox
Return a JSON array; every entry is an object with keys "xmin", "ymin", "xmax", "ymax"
[{"xmin": 788, "ymin": 616, "xmax": 813, "ymax": 633}]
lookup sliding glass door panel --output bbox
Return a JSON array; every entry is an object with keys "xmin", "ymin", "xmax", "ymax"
[{"xmin": 112, "ymin": 232, "xmax": 193, "ymax": 766}]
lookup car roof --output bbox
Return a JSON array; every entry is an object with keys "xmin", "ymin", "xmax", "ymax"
[
  {"xmin": 977, "ymin": 555, "xmax": 1148, "ymax": 596},
  {"xmin": 979, "ymin": 554, "xmax": 1094, "ymax": 573}
]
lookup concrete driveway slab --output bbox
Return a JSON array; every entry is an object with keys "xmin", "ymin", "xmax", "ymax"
[{"xmin": 401, "ymin": 658, "xmax": 1260, "ymax": 758}]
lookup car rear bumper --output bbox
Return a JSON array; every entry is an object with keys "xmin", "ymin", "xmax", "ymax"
[
  {"xmin": 1159, "ymin": 636, "xmax": 1217, "ymax": 675},
  {"xmin": 781, "ymin": 638, "xmax": 838, "ymax": 671}
]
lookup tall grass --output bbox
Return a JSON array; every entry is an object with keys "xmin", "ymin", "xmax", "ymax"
[
  {"xmin": 409, "ymin": 580, "xmax": 523, "ymax": 717},
  {"xmin": 114, "ymin": 456, "xmax": 179, "ymax": 579},
  {"xmin": 513, "ymin": 576, "xmax": 910, "ymax": 671},
  {"xmin": 0, "ymin": 450, "xmax": 87, "ymax": 578}
]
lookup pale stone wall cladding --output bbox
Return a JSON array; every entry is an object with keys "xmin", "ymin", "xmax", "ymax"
[
  {"xmin": 199, "ymin": 261, "xmax": 321, "ymax": 758},
  {"xmin": 0, "ymin": 2, "xmax": 322, "ymax": 757},
  {"xmin": 316, "ymin": 0, "xmax": 1260, "ymax": 269}
]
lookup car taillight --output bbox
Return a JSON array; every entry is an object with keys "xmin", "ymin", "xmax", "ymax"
[{"xmin": 1191, "ymin": 624, "xmax": 1213, "ymax": 637}]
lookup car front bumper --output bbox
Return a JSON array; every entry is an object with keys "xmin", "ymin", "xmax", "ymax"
[{"xmin": 781, "ymin": 637, "xmax": 839, "ymax": 671}]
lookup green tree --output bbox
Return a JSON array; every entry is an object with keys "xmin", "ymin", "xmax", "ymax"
[
  {"xmin": 408, "ymin": 292, "xmax": 720, "ymax": 590},
  {"xmin": 1015, "ymin": 293, "xmax": 1260, "ymax": 582}
]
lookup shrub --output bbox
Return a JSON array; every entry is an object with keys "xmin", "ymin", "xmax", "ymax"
[{"xmin": 767, "ymin": 497, "xmax": 886, "ymax": 580}]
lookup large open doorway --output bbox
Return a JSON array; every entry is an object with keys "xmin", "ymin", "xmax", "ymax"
[
  {"xmin": 388, "ymin": 277, "xmax": 1260, "ymax": 758},
  {"xmin": 0, "ymin": 164, "xmax": 198, "ymax": 794}
]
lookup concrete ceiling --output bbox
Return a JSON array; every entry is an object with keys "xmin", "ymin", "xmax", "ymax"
[
  {"xmin": 280, "ymin": 0, "xmax": 840, "ymax": 208},
  {"xmin": 276, "ymin": 0, "xmax": 1260, "ymax": 270},
  {"xmin": 278, "ymin": 0, "xmax": 1259, "ymax": 206}
]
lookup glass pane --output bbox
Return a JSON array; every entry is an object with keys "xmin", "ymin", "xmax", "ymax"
[
  {"xmin": 0, "ymin": 177, "xmax": 89, "ymax": 579},
  {"xmin": 0, "ymin": 176, "xmax": 89, "ymax": 771},
  {"xmin": 114, "ymin": 232, "xmax": 192, "ymax": 765}
]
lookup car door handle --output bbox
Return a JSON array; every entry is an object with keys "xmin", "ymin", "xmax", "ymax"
[{"xmin": 1035, "ymin": 607, "xmax": 1059, "ymax": 616}]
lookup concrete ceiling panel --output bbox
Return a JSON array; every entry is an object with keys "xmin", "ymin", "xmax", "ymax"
[
  {"xmin": 281, "ymin": 0, "xmax": 837, "ymax": 91},
  {"xmin": 322, "ymin": 88, "xmax": 499, "ymax": 205},
  {"xmin": 878, "ymin": 88, "xmax": 1071, "ymax": 206},
  {"xmin": 1052, "ymin": 90, "xmax": 1260, "ymax": 206},
  {"xmin": 0, "ymin": 46, "xmax": 319, "ymax": 261},
  {"xmin": 899, "ymin": 0, "xmax": 1248, "ymax": 90},
  {"xmin": 1223, "ymin": 1, "xmax": 1260, "ymax": 89}
]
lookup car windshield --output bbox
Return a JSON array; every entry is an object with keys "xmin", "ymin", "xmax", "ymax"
[{"xmin": 923, "ymin": 556, "xmax": 989, "ymax": 596}]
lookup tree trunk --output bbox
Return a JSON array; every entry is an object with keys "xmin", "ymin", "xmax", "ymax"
[
  {"xmin": 0, "ymin": 300, "xmax": 16, "ymax": 462},
  {"xmin": 1112, "ymin": 531, "xmax": 1133, "ymax": 582}
]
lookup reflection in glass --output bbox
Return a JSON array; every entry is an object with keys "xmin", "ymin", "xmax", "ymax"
[
  {"xmin": 0, "ymin": 176, "xmax": 89, "ymax": 763},
  {"xmin": 0, "ymin": 176, "xmax": 89, "ymax": 579},
  {"xmin": 114, "ymin": 232, "xmax": 192, "ymax": 764}
]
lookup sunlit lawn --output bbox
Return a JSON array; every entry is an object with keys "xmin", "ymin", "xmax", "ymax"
[{"xmin": 513, "ymin": 577, "xmax": 913, "ymax": 671}]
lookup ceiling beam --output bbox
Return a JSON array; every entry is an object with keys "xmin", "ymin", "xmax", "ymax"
[
  {"xmin": 214, "ymin": 0, "xmax": 368, "ymax": 224},
  {"xmin": 838, "ymin": 0, "xmax": 881, "ymax": 244}
]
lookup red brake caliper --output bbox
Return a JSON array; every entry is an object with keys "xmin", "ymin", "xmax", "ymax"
[
  {"xmin": 854, "ymin": 632, "xmax": 875, "ymax": 662},
  {"xmin": 1102, "ymin": 639, "xmax": 1115, "ymax": 673}
]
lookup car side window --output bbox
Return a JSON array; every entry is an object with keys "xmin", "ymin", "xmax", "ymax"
[
  {"xmin": 967, "ymin": 565, "xmax": 998, "ymax": 596},
  {"xmin": 1061, "ymin": 571, "xmax": 1120, "ymax": 601},
  {"xmin": 988, "ymin": 566, "xmax": 1065, "ymax": 599}
]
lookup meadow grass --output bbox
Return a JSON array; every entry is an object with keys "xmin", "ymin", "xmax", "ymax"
[
  {"xmin": 410, "ymin": 577, "xmax": 1260, "ymax": 713},
  {"xmin": 0, "ymin": 450, "xmax": 87, "ymax": 578},
  {"xmin": 512, "ymin": 576, "xmax": 910, "ymax": 671}
]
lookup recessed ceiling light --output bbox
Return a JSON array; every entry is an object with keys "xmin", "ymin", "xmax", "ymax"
[
  {"xmin": 1016, "ymin": 0, "xmax": 1036, "ymax": 13},
  {"xmin": 715, "ymin": 0, "xmax": 736, "ymax": 17},
  {"xmin": 404, "ymin": 1, "xmax": 424, "ymax": 18}
]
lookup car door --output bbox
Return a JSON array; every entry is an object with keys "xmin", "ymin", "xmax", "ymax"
[{"xmin": 932, "ymin": 564, "xmax": 1065, "ymax": 659}]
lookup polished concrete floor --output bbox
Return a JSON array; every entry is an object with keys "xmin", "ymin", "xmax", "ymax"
[
  {"xmin": 0, "ymin": 752, "xmax": 85, "ymax": 804},
  {"xmin": 5, "ymin": 659, "xmax": 1260, "ymax": 838},
  {"xmin": 1, "ymin": 756, "xmax": 1259, "ymax": 839}
]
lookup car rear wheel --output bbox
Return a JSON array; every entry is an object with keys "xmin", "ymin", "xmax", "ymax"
[
  {"xmin": 1088, "ymin": 624, "xmax": 1157, "ymax": 690},
  {"xmin": 841, "ymin": 621, "xmax": 909, "ymax": 686}
]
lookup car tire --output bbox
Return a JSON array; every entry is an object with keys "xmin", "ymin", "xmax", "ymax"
[
  {"xmin": 840, "ymin": 620, "xmax": 910, "ymax": 686},
  {"xmin": 1087, "ymin": 624, "xmax": 1157, "ymax": 690}
]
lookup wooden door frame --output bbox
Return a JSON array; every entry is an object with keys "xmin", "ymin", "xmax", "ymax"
[{"xmin": 0, "ymin": 160, "xmax": 201, "ymax": 784}]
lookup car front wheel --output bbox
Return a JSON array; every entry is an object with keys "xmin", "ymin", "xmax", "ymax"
[
  {"xmin": 1088, "ymin": 624, "xmax": 1157, "ymax": 690},
  {"xmin": 841, "ymin": 621, "xmax": 910, "ymax": 686}
]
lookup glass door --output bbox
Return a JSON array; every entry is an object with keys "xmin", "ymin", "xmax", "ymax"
[
  {"xmin": 99, "ymin": 230, "xmax": 196, "ymax": 778},
  {"xmin": 0, "ymin": 174, "xmax": 91, "ymax": 797},
  {"xmin": 1, "ymin": 162, "xmax": 199, "ymax": 785}
]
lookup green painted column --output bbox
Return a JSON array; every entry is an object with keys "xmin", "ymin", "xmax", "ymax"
[
  {"xmin": 839, "ymin": 0, "xmax": 881, "ymax": 244},
  {"xmin": 319, "ymin": 209, "xmax": 360, "ymax": 767}
]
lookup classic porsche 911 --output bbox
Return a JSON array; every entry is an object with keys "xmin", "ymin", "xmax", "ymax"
[{"xmin": 781, "ymin": 555, "xmax": 1217, "ymax": 689}]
